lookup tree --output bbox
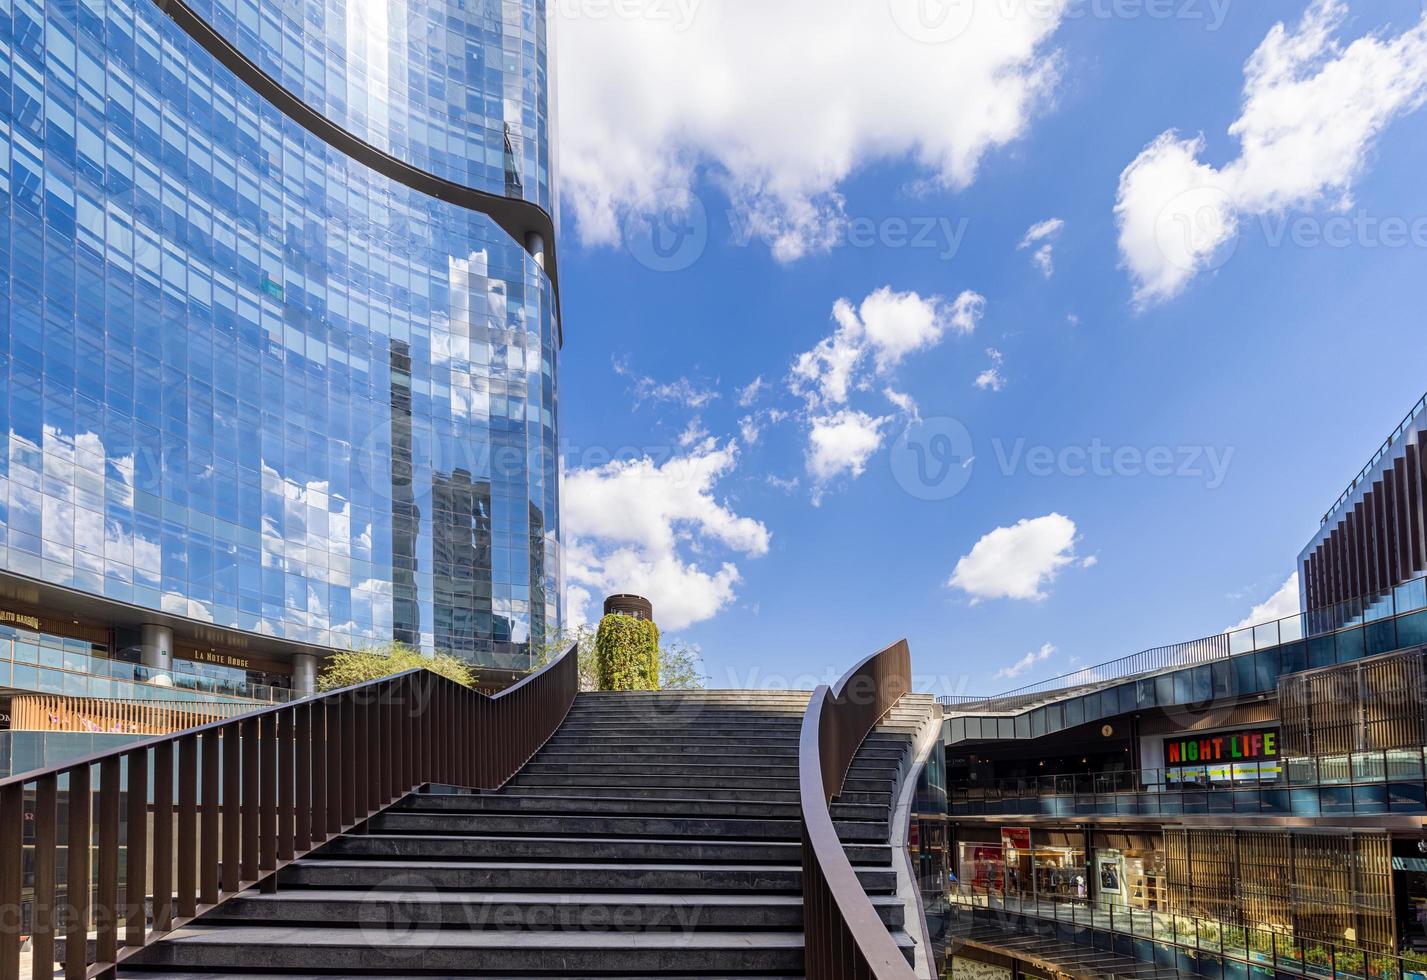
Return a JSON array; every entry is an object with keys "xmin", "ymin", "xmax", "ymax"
[
  {"xmin": 659, "ymin": 638, "xmax": 709, "ymax": 690},
  {"xmin": 595, "ymin": 614, "xmax": 661, "ymax": 691},
  {"xmin": 316, "ymin": 642, "xmax": 476, "ymax": 691}
]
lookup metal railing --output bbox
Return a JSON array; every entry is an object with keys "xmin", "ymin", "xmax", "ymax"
[
  {"xmin": 951, "ymin": 747, "xmax": 1427, "ymax": 819},
  {"xmin": 0, "ymin": 646, "xmax": 577, "ymax": 980},
  {"xmin": 940, "ymin": 571, "xmax": 1427, "ymax": 716},
  {"xmin": 800, "ymin": 639, "xmax": 915, "ymax": 979},
  {"xmin": 948, "ymin": 888, "xmax": 1420, "ymax": 979},
  {"xmin": 1323, "ymin": 389, "xmax": 1427, "ymax": 526}
]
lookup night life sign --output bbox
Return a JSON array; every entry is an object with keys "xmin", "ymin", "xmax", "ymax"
[{"xmin": 1164, "ymin": 728, "xmax": 1280, "ymax": 767}]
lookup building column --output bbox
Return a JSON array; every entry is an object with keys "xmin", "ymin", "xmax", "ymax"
[
  {"xmin": 525, "ymin": 230, "xmax": 546, "ymax": 269},
  {"xmin": 140, "ymin": 624, "xmax": 174, "ymax": 686},
  {"xmin": 293, "ymin": 653, "xmax": 319, "ymax": 697}
]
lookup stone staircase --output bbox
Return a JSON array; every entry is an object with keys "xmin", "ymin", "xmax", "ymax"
[{"xmin": 124, "ymin": 689, "xmax": 935, "ymax": 976}]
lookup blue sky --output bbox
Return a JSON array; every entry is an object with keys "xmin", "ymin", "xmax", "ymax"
[{"xmin": 550, "ymin": 0, "xmax": 1427, "ymax": 694}]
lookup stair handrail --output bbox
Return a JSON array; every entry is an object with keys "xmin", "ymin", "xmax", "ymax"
[
  {"xmin": 799, "ymin": 639, "xmax": 917, "ymax": 979},
  {"xmin": 0, "ymin": 645, "xmax": 578, "ymax": 980}
]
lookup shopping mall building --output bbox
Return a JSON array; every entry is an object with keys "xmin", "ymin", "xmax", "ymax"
[
  {"xmin": 939, "ymin": 391, "xmax": 1427, "ymax": 978},
  {"xmin": 0, "ymin": 0, "xmax": 562, "ymax": 766}
]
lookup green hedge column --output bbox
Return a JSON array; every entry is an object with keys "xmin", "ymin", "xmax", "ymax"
[{"xmin": 595, "ymin": 614, "xmax": 661, "ymax": 691}]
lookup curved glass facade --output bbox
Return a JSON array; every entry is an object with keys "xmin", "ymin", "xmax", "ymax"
[
  {"xmin": 184, "ymin": 0, "xmax": 555, "ymax": 209},
  {"xmin": 0, "ymin": 0, "xmax": 561, "ymax": 668}
]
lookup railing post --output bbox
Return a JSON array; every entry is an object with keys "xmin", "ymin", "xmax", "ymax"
[
  {"xmin": 125, "ymin": 747, "xmax": 150, "ymax": 948},
  {"xmin": 66, "ymin": 764, "xmax": 92, "ymax": 977},
  {"xmin": 259, "ymin": 711, "xmax": 277, "ymax": 873},
  {"xmin": 174, "ymin": 737, "xmax": 195, "ymax": 921},
  {"xmin": 96, "ymin": 757, "xmax": 121, "ymax": 967},
  {"xmin": 240, "ymin": 717, "xmax": 260, "ymax": 881},
  {"xmin": 278, "ymin": 709, "xmax": 295, "ymax": 863},
  {"xmin": 221, "ymin": 723, "xmax": 241, "ymax": 894},
  {"xmin": 200, "ymin": 730, "xmax": 221, "ymax": 905},
  {"xmin": 0, "ymin": 783, "xmax": 22, "ymax": 980},
  {"xmin": 295, "ymin": 703, "xmax": 312, "ymax": 853},
  {"xmin": 31, "ymin": 775, "xmax": 57, "ymax": 980}
]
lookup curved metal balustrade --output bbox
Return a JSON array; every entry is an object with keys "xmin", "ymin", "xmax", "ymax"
[{"xmin": 800, "ymin": 639, "xmax": 917, "ymax": 979}]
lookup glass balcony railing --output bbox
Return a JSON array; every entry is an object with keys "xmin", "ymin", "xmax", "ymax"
[
  {"xmin": 940, "ymin": 572, "xmax": 1427, "ymax": 720},
  {"xmin": 0, "ymin": 646, "xmax": 292, "ymax": 706},
  {"xmin": 951, "ymin": 747, "xmax": 1427, "ymax": 818},
  {"xmin": 946, "ymin": 888, "xmax": 1422, "ymax": 980}
]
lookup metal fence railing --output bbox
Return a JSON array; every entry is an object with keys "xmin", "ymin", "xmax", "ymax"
[{"xmin": 0, "ymin": 647, "xmax": 577, "ymax": 980}]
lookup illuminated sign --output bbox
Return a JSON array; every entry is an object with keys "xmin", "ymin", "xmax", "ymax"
[{"xmin": 1164, "ymin": 728, "xmax": 1279, "ymax": 767}]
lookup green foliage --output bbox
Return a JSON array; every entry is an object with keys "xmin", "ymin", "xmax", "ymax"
[
  {"xmin": 595, "ymin": 614, "xmax": 661, "ymax": 691},
  {"xmin": 316, "ymin": 641, "xmax": 476, "ymax": 691},
  {"xmin": 534, "ymin": 624, "xmax": 707, "ymax": 692},
  {"xmin": 532, "ymin": 624, "xmax": 599, "ymax": 691},
  {"xmin": 659, "ymin": 638, "xmax": 709, "ymax": 690}
]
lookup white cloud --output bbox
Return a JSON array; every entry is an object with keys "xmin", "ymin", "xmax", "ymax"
[
  {"xmin": 994, "ymin": 642, "xmax": 1058, "ymax": 681},
  {"xmin": 557, "ymin": 0, "xmax": 1065, "ymax": 261},
  {"xmin": 975, "ymin": 348, "xmax": 1006, "ymax": 391},
  {"xmin": 1018, "ymin": 218, "xmax": 1064, "ymax": 278},
  {"xmin": 948, "ymin": 513, "xmax": 1082, "ymax": 603},
  {"xmin": 1116, "ymin": 0, "xmax": 1427, "ymax": 306},
  {"xmin": 563, "ymin": 440, "xmax": 770, "ymax": 630},
  {"xmin": 805, "ymin": 410, "xmax": 891, "ymax": 488},
  {"xmin": 677, "ymin": 417, "xmax": 710, "ymax": 448},
  {"xmin": 788, "ymin": 288, "xmax": 982, "ymax": 498},
  {"xmin": 613, "ymin": 357, "xmax": 720, "ymax": 409},
  {"xmin": 737, "ymin": 377, "xmax": 768, "ymax": 408},
  {"xmin": 1230, "ymin": 573, "xmax": 1300, "ymax": 632}
]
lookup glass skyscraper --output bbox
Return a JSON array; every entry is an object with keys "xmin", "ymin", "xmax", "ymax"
[{"xmin": 0, "ymin": 0, "xmax": 562, "ymax": 697}]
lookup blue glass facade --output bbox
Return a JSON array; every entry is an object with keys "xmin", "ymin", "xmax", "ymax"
[{"xmin": 0, "ymin": 0, "xmax": 561, "ymax": 668}]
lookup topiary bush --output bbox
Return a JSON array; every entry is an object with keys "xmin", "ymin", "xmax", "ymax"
[{"xmin": 594, "ymin": 614, "xmax": 661, "ymax": 691}]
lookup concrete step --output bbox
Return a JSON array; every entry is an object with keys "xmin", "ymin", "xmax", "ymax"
[
  {"xmin": 372, "ymin": 810, "xmax": 890, "ymax": 842},
  {"xmin": 397, "ymin": 791, "xmax": 887, "ymax": 823},
  {"xmin": 518, "ymin": 760, "xmax": 899, "ymax": 780},
  {"xmin": 549, "ymin": 722, "xmax": 807, "ymax": 738},
  {"xmin": 506, "ymin": 771, "xmax": 896, "ymax": 794},
  {"xmin": 491, "ymin": 783, "xmax": 891, "ymax": 806},
  {"xmin": 532, "ymin": 749, "xmax": 903, "ymax": 768},
  {"xmin": 128, "ymin": 926, "xmax": 815, "ymax": 973},
  {"xmin": 212, "ymin": 888, "xmax": 906, "ymax": 930},
  {"xmin": 323, "ymin": 833, "xmax": 895, "ymax": 866},
  {"xmin": 279, "ymin": 858, "xmax": 898, "ymax": 894},
  {"xmin": 539, "ymin": 741, "xmax": 906, "ymax": 760},
  {"xmin": 545, "ymin": 731, "xmax": 907, "ymax": 748}
]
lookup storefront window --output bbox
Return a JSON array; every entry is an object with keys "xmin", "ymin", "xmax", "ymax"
[{"xmin": 957, "ymin": 842, "xmax": 1005, "ymax": 893}]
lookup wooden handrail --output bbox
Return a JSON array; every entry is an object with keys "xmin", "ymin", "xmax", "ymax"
[
  {"xmin": 0, "ymin": 647, "xmax": 578, "ymax": 980},
  {"xmin": 799, "ymin": 639, "xmax": 916, "ymax": 979}
]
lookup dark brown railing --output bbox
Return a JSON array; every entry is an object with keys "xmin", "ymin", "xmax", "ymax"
[
  {"xmin": 0, "ymin": 646, "xmax": 577, "ymax": 980},
  {"xmin": 799, "ymin": 639, "xmax": 915, "ymax": 980}
]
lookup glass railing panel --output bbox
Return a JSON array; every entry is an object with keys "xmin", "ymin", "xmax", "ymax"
[{"xmin": 1352, "ymin": 752, "xmax": 1387, "ymax": 782}]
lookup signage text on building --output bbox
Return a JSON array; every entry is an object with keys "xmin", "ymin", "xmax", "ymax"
[{"xmin": 1165, "ymin": 728, "xmax": 1279, "ymax": 766}]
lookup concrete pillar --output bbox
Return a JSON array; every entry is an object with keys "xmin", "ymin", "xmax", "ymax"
[
  {"xmin": 525, "ymin": 230, "xmax": 546, "ymax": 269},
  {"xmin": 140, "ymin": 623, "xmax": 174, "ymax": 686},
  {"xmin": 293, "ymin": 653, "xmax": 319, "ymax": 697}
]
